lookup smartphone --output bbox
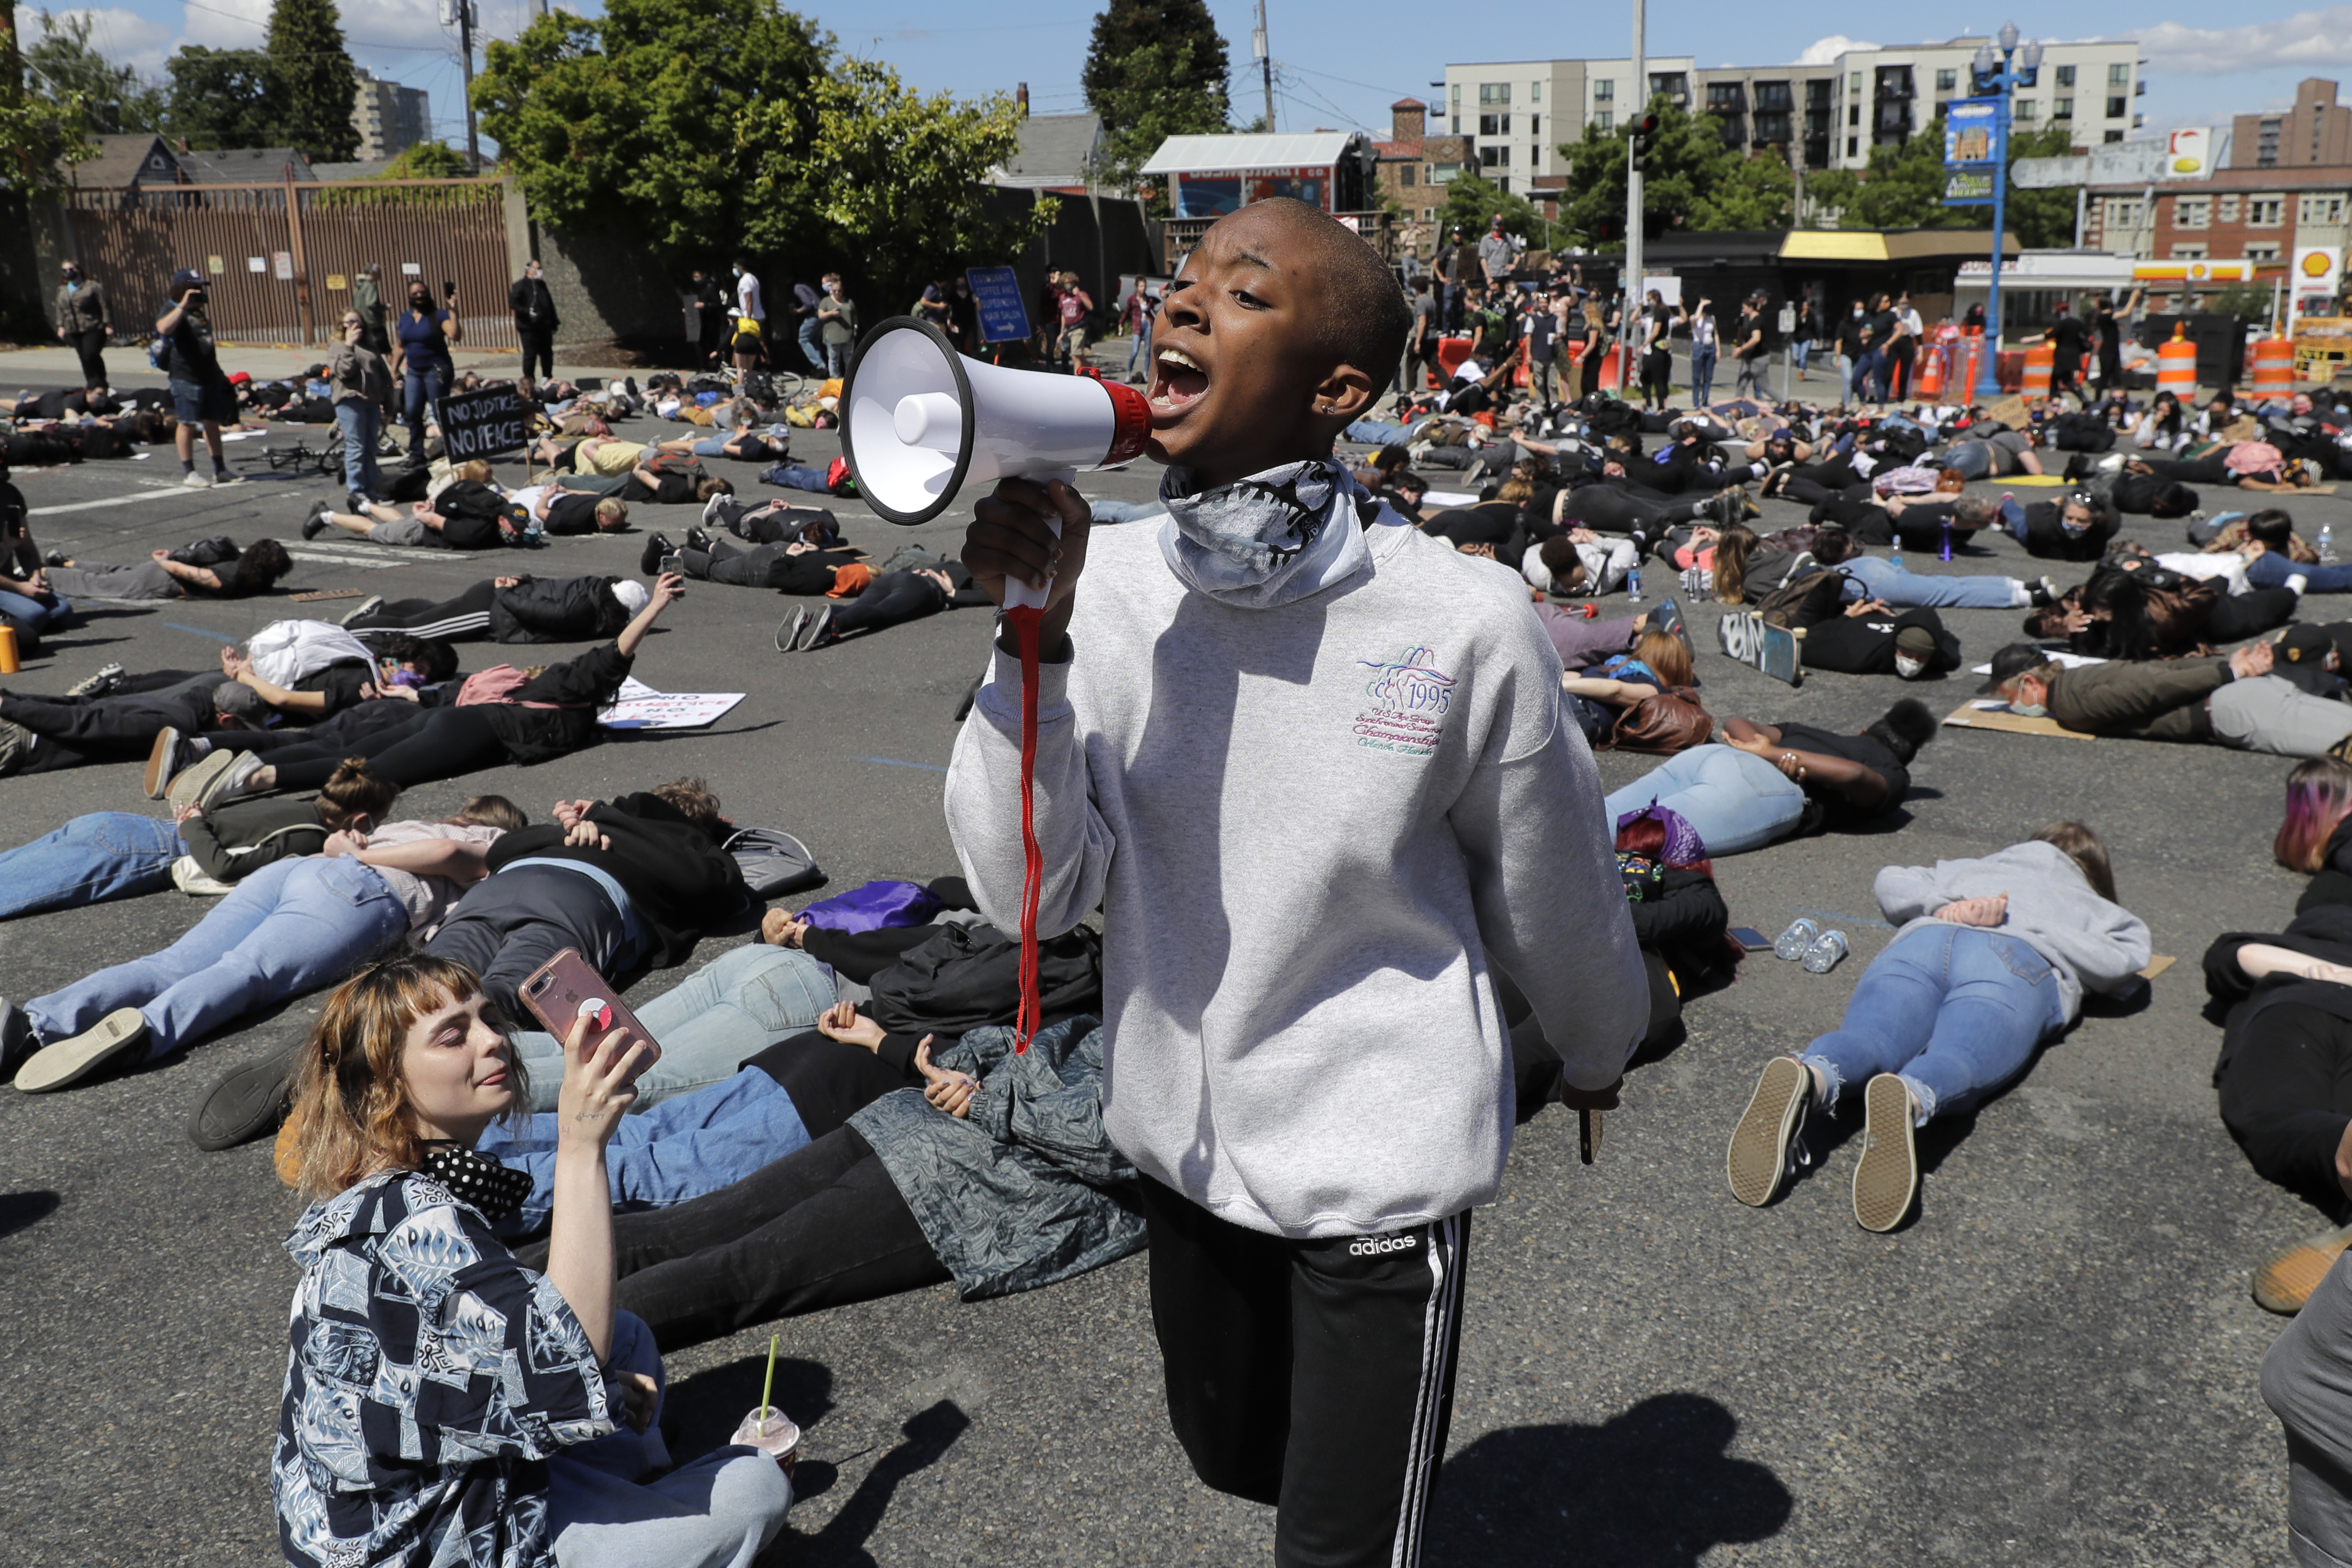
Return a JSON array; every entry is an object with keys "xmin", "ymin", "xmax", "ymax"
[
  {"xmin": 1729, "ymin": 926, "xmax": 1774, "ymax": 952},
  {"xmin": 444, "ymin": 279, "xmax": 459, "ymax": 300},
  {"xmin": 519, "ymin": 948, "xmax": 662, "ymax": 1082},
  {"xmin": 657, "ymin": 552, "xmax": 683, "ymax": 576}
]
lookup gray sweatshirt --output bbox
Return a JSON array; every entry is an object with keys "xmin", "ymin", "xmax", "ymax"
[
  {"xmin": 944, "ymin": 510, "xmax": 1647, "ymax": 1239},
  {"xmin": 1872, "ymin": 841, "xmax": 2151, "ymax": 1021}
]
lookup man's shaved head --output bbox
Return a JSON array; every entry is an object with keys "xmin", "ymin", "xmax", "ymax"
[{"xmin": 1233, "ymin": 197, "xmax": 1412, "ymax": 396}]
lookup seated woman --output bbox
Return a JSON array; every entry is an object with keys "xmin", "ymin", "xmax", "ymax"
[
  {"xmin": 1601, "ymin": 699, "xmax": 1937, "ymax": 858},
  {"xmin": 273, "ymin": 953, "xmax": 793, "ymax": 1568},
  {"xmin": 42, "ymin": 538, "xmax": 291, "ymax": 601},
  {"xmin": 0, "ymin": 759, "xmax": 397, "ymax": 921},
  {"xmin": 0, "ymin": 500, "xmax": 77, "ymax": 657},
  {"xmin": 2133, "ymin": 390, "xmax": 2191, "ymax": 453},
  {"xmin": 1727, "ymin": 823, "xmax": 2149, "ymax": 1232},
  {"xmin": 777, "ymin": 558, "xmax": 992, "ymax": 653},
  {"xmin": 4, "ymin": 797, "xmax": 522, "ymax": 1092},
  {"xmin": 161, "ymin": 575, "xmax": 685, "ymax": 803},
  {"xmin": 520, "ymin": 1015, "xmax": 1145, "ymax": 1351}
]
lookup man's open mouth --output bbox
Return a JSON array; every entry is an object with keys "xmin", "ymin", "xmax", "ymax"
[{"xmin": 1149, "ymin": 346, "xmax": 1210, "ymax": 415}]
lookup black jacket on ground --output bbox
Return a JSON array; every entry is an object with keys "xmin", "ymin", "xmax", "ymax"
[
  {"xmin": 177, "ymin": 796, "xmax": 332, "ymax": 882},
  {"xmin": 487, "ymin": 574, "xmax": 627, "ymax": 643},
  {"xmin": 473, "ymin": 642, "xmax": 632, "ymax": 765},
  {"xmin": 484, "ymin": 790, "xmax": 746, "ymax": 968}
]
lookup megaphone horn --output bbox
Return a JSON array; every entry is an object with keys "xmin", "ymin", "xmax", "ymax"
[{"xmin": 840, "ymin": 316, "xmax": 1153, "ymax": 529}]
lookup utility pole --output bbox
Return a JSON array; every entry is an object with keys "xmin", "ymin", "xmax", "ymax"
[
  {"xmin": 1969, "ymin": 23, "xmax": 2041, "ymax": 400},
  {"xmin": 1625, "ymin": 0, "xmax": 1643, "ymax": 350},
  {"xmin": 1253, "ymin": 0, "xmax": 1273, "ymax": 133},
  {"xmin": 455, "ymin": 0, "xmax": 480, "ymax": 171}
]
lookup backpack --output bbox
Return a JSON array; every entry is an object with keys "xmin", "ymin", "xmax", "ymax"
[
  {"xmin": 2114, "ymin": 473, "xmax": 2198, "ymax": 517},
  {"xmin": 720, "ymin": 826, "xmax": 825, "ymax": 899},
  {"xmin": 799, "ymin": 879, "xmax": 941, "ymax": 933},
  {"xmin": 1754, "ymin": 567, "xmax": 1847, "ymax": 629}
]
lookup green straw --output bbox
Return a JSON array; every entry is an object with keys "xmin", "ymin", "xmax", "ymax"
[{"xmin": 759, "ymin": 1332, "xmax": 780, "ymax": 1420}]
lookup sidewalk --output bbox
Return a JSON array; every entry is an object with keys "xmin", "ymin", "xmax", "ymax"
[{"xmin": 0, "ymin": 341, "xmax": 647, "ymax": 386}]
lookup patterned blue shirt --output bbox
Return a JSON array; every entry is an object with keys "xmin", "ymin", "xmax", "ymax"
[{"xmin": 273, "ymin": 1169, "xmax": 614, "ymax": 1568}]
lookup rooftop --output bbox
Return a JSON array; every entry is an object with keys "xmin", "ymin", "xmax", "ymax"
[{"xmin": 1139, "ymin": 132, "xmax": 1367, "ymax": 175}]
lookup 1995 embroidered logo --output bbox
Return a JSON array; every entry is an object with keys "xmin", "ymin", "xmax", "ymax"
[{"xmin": 1352, "ymin": 645, "xmax": 1455, "ymax": 757}]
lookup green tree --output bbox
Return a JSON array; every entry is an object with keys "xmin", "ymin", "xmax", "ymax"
[
  {"xmin": 163, "ymin": 46, "xmax": 277, "ymax": 150},
  {"xmin": 740, "ymin": 58, "xmax": 1054, "ymax": 304},
  {"xmin": 475, "ymin": 0, "xmax": 831, "ymax": 258},
  {"xmin": 265, "ymin": 0, "xmax": 359, "ymax": 162},
  {"xmin": 1435, "ymin": 169, "xmax": 1552, "ymax": 250},
  {"xmin": 25, "ymin": 11, "xmax": 165, "ymax": 134},
  {"xmin": 1555, "ymin": 98, "xmax": 1793, "ymax": 247},
  {"xmin": 1094, "ymin": 39, "xmax": 1230, "ymax": 212},
  {"xmin": 1806, "ymin": 115, "xmax": 2083, "ymax": 243},
  {"xmin": 314, "ymin": 139, "xmax": 474, "ymax": 210},
  {"xmin": 1081, "ymin": 0, "xmax": 1227, "ymax": 117}
]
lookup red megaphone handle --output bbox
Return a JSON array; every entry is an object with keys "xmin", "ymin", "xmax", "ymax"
[{"xmin": 1007, "ymin": 602, "xmax": 1046, "ymax": 1053}]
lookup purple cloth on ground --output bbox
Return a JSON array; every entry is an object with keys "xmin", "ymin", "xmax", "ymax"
[{"xmin": 799, "ymin": 879, "xmax": 942, "ymax": 933}]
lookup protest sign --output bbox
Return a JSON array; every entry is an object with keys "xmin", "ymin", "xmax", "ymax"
[{"xmin": 436, "ymin": 384, "xmax": 529, "ymax": 461}]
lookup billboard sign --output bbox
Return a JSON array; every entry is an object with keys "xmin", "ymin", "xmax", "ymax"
[{"xmin": 1943, "ymin": 99, "xmax": 2004, "ymax": 208}]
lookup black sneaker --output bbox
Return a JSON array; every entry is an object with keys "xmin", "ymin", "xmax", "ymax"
[
  {"xmin": 188, "ymin": 1040, "xmax": 302, "ymax": 1150},
  {"xmin": 639, "ymin": 532, "xmax": 674, "ymax": 576},
  {"xmin": 41, "ymin": 547, "xmax": 64, "ymax": 567},
  {"xmin": 2028, "ymin": 575, "xmax": 2059, "ymax": 609},
  {"xmin": 685, "ymin": 526, "xmax": 716, "ymax": 556},
  {"xmin": 301, "ymin": 502, "xmax": 330, "ymax": 540},
  {"xmin": 0, "ymin": 998, "xmax": 38, "ymax": 1081}
]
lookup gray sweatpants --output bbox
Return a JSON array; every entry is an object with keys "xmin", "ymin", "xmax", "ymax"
[
  {"xmin": 2210, "ymin": 676, "xmax": 2352, "ymax": 758},
  {"xmin": 2264, "ymin": 1252, "xmax": 2352, "ymax": 1566}
]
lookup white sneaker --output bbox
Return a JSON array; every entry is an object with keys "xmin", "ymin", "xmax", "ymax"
[
  {"xmin": 195, "ymin": 750, "xmax": 265, "ymax": 808},
  {"xmin": 180, "ymin": 471, "xmax": 212, "ymax": 488},
  {"xmin": 2290, "ymin": 573, "xmax": 2312, "ymax": 596}
]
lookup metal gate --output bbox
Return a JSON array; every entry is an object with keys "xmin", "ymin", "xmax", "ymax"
[{"xmin": 63, "ymin": 177, "xmax": 518, "ymax": 350}]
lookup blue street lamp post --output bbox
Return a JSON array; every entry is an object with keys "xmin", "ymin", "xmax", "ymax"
[{"xmin": 1971, "ymin": 23, "xmax": 2042, "ymax": 401}]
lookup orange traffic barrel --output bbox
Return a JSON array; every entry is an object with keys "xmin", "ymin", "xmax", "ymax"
[
  {"xmin": 2251, "ymin": 334, "xmax": 2296, "ymax": 399},
  {"xmin": 2021, "ymin": 342, "xmax": 2055, "ymax": 401},
  {"xmin": 1914, "ymin": 343, "xmax": 1948, "ymax": 399},
  {"xmin": 2157, "ymin": 323, "xmax": 2199, "ymax": 397}
]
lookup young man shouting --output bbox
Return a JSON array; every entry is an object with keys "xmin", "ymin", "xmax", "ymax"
[{"xmin": 948, "ymin": 197, "xmax": 1645, "ymax": 1565}]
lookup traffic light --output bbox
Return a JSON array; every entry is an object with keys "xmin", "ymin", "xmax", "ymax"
[{"xmin": 1628, "ymin": 112, "xmax": 1660, "ymax": 173}]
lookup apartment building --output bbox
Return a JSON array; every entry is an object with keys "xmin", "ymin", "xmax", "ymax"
[
  {"xmin": 351, "ymin": 68, "xmax": 431, "ymax": 163},
  {"xmin": 1441, "ymin": 36, "xmax": 2142, "ymax": 189},
  {"xmin": 1372, "ymin": 98, "xmax": 1471, "ymax": 258},
  {"xmin": 2233, "ymin": 78, "xmax": 2352, "ymax": 170}
]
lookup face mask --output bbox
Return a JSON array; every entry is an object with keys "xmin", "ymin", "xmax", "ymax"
[
  {"xmin": 1893, "ymin": 654, "xmax": 1927, "ymax": 680},
  {"xmin": 2061, "ymin": 518, "xmax": 2091, "ymax": 536},
  {"xmin": 388, "ymin": 668, "xmax": 426, "ymax": 689}
]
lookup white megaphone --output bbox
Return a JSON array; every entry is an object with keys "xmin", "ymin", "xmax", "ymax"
[{"xmin": 840, "ymin": 316, "xmax": 1153, "ymax": 608}]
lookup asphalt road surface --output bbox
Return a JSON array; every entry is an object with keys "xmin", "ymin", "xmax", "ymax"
[{"xmin": 0, "ymin": 365, "xmax": 2334, "ymax": 1566}]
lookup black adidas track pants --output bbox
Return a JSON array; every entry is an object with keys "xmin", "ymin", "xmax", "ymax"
[{"xmin": 1139, "ymin": 1175, "xmax": 1469, "ymax": 1568}]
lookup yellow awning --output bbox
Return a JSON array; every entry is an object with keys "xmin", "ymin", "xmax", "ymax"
[{"xmin": 1780, "ymin": 233, "xmax": 1891, "ymax": 261}]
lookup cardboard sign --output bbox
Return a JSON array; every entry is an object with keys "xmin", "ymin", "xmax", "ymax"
[
  {"xmin": 435, "ymin": 384, "xmax": 529, "ymax": 461},
  {"xmin": 967, "ymin": 265, "xmax": 1031, "ymax": 345},
  {"xmin": 598, "ymin": 676, "xmax": 745, "ymax": 730}
]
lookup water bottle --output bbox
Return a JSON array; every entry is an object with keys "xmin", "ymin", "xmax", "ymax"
[
  {"xmin": 1888, "ymin": 535, "xmax": 1902, "ymax": 572},
  {"xmin": 1626, "ymin": 565, "xmax": 1643, "ymax": 604},
  {"xmin": 1940, "ymin": 517, "xmax": 1952, "ymax": 563},
  {"xmin": 2324, "ymin": 523, "xmax": 2337, "ymax": 565},
  {"xmin": 1772, "ymin": 917, "xmax": 1820, "ymax": 961},
  {"xmin": 1801, "ymin": 930, "xmax": 1850, "ymax": 974}
]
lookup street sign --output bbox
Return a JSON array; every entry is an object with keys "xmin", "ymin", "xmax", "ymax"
[
  {"xmin": 436, "ymin": 383, "xmax": 528, "ymax": 461},
  {"xmin": 966, "ymin": 266, "xmax": 1031, "ymax": 345},
  {"xmin": 1943, "ymin": 99, "xmax": 2003, "ymax": 208}
]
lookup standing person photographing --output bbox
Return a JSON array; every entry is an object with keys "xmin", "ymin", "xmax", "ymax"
[
  {"xmin": 948, "ymin": 197, "xmax": 1647, "ymax": 1566},
  {"xmin": 154, "ymin": 267, "xmax": 244, "ymax": 488},
  {"xmin": 389, "ymin": 276, "xmax": 462, "ymax": 458}
]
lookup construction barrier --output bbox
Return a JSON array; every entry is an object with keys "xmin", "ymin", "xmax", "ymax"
[
  {"xmin": 2157, "ymin": 324, "xmax": 2200, "ymax": 397},
  {"xmin": 2021, "ymin": 343, "xmax": 2055, "ymax": 401},
  {"xmin": 1433, "ymin": 336, "xmax": 1473, "ymax": 387},
  {"xmin": 1914, "ymin": 343, "xmax": 1948, "ymax": 400},
  {"xmin": 1947, "ymin": 337, "xmax": 1984, "ymax": 401},
  {"xmin": 2251, "ymin": 334, "xmax": 2296, "ymax": 399}
]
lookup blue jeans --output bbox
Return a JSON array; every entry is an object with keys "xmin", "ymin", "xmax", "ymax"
[
  {"xmin": 2248, "ymin": 553, "xmax": 2352, "ymax": 593},
  {"xmin": 402, "ymin": 362, "xmax": 447, "ymax": 452},
  {"xmin": 25, "ymin": 856, "xmax": 407, "ymax": 1059},
  {"xmin": 1801, "ymin": 924, "xmax": 2065, "ymax": 1123},
  {"xmin": 1343, "ymin": 419, "xmax": 1420, "ymax": 445},
  {"xmin": 0, "ymin": 811, "xmax": 184, "ymax": 921},
  {"xmin": 1602, "ymin": 744, "xmax": 1807, "ymax": 858},
  {"xmin": 1126, "ymin": 328, "xmax": 1151, "ymax": 377},
  {"xmin": 333, "ymin": 400, "xmax": 382, "ymax": 500},
  {"xmin": 1838, "ymin": 555, "xmax": 2016, "ymax": 609},
  {"xmin": 0, "ymin": 585, "xmax": 73, "ymax": 644},
  {"xmin": 796, "ymin": 318, "xmax": 826, "ymax": 373},
  {"xmin": 481, "ymin": 1067, "xmax": 810, "ymax": 1234},
  {"xmin": 1688, "ymin": 347, "xmax": 1717, "ymax": 408},
  {"xmin": 1785, "ymin": 340, "xmax": 1810, "ymax": 396},
  {"xmin": 769, "ymin": 464, "xmax": 831, "ymax": 494},
  {"xmin": 509, "ymin": 943, "xmax": 837, "ymax": 1111}
]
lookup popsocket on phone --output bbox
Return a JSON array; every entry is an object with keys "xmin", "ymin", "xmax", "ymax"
[{"xmin": 578, "ymin": 997, "xmax": 616, "ymax": 1032}]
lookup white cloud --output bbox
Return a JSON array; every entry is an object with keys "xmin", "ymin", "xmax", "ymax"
[
  {"xmin": 25, "ymin": 6, "xmax": 175, "ymax": 75},
  {"xmin": 2138, "ymin": 6, "xmax": 2352, "ymax": 76},
  {"xmin": 175, "ymin": 0, "xmax": 270, "ymax": 49},
  {"xmin": 1799, "ymin": 34, "xmax": 1878, "ymax": 66}
]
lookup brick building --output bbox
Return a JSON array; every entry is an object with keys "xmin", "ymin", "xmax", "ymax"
[
  {"xmin": 1372, "ymin": 98, "xmax": 1469, "ymax": 265},
  {"xmin": 2085, "ymin": 79, "xmax": 2352, "ymax": 307}
]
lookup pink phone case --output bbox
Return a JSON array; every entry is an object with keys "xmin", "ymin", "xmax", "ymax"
[{"xmin": 518, "ymin": 948, "xmax": 662, "ymax": 1081}]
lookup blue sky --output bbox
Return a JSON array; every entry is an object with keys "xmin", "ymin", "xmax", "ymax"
[{"xmin": 35, "ymin": 0, "xmax": 2348, "ymax": 151}]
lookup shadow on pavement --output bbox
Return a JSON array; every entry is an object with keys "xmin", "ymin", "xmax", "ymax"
[
  {"xmin": 0, "ymin": 1189, "xmax": 62, "ymax": 1241},
  {"xmin": 769, "ymin": 1400, "xmax": 972, "ymax": 1568},
  {"xmin": 1425, "ymin": 1392, "xmax": 1791, "ymax": 1565}
]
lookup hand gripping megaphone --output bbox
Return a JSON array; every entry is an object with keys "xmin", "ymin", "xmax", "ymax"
[{"xmin": 839, "ymin": 316, "xmax": 1152, "ymax": 608}]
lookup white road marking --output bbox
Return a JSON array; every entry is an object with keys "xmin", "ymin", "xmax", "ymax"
[
  {"xmin": 282, "ymin": 548, "xmax": 400, "ymax": 570},
  {"xmin": 28, "ymin": 487, "xmax": 225, "ymax": 516}
]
